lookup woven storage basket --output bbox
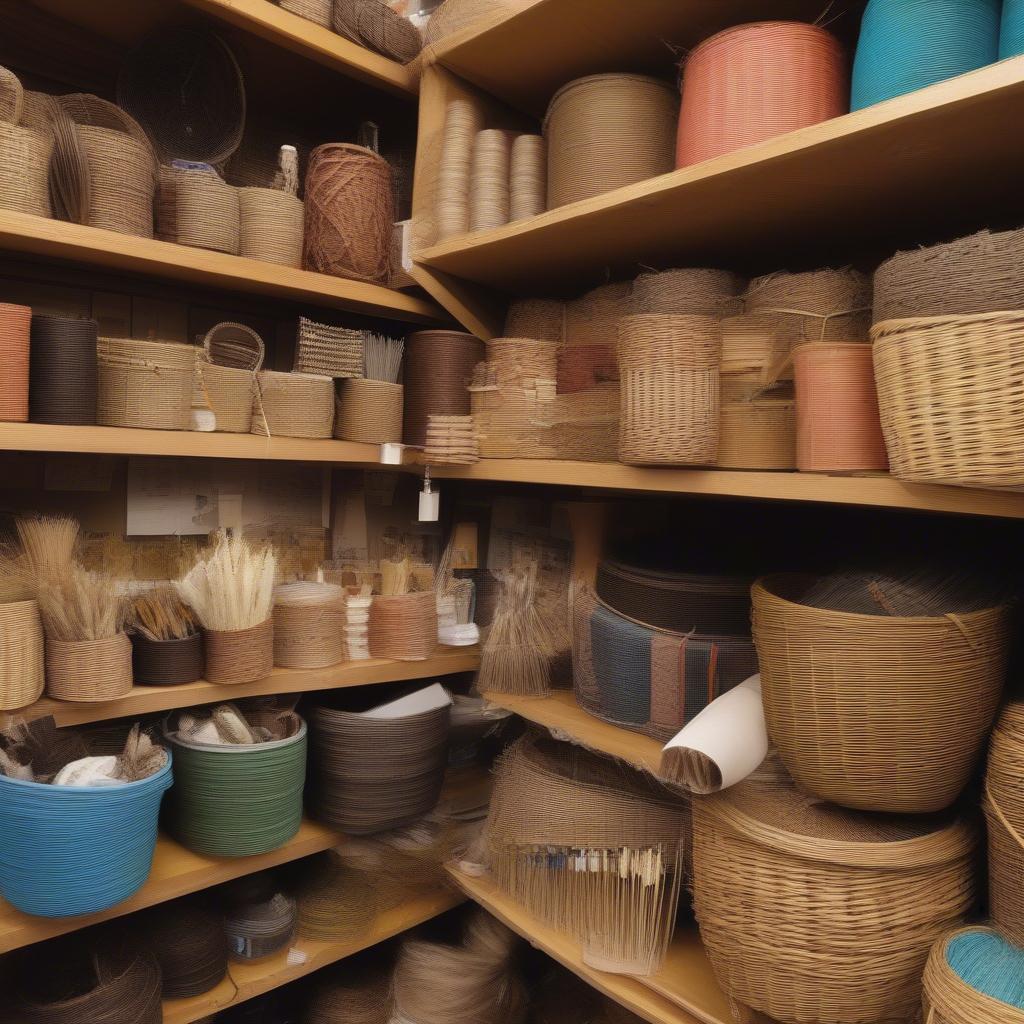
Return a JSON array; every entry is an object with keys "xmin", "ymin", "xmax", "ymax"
[
  {"xmin": 0, "ymin": 122, "xmax": 51, "ymax": 217},
  {"xmin": 253, "ymin": 370, "xmax": 335, "ymax": 439},
  {"xmin": 197, "ymin": 323, "xmax": 264, "ymax": 434},
  {"xmin": 0, "ymin": 302, "xmax": 31, "ymax": 422},
  {"xmin": 156, "ymin": 163, "xmax": 240, "ymax": 254},
  {"xmin": 692, "ymin": 757, "xmax": 978, "ymax": 1024},
  {"xmin": 0, "ymin": 599, "xmax": 44, "ymax": 710},
  {"xmin": 676, "ymin": 22, "xmax": 848, "ymax": 168},
  {"xmin": 273, "ymin": 582, "xmax": 346, "ymax": 669},
  {"xmin": 294, "ymin": 317, "xmax": 363, "ymax": 378},
  {"xmin": 872, "ymin": 312, "xmax": 1024, "ymax": 489},
  {"xmin": 29, "ymin": 315, "xmax": 98, "ymax": 425},
  {"xmin": 368, "ymin": 591, "xmax": 437, "ymax": 661},
  {"xmin": 793, "ymin": 341, "xmax": 888, "ymax": 473},
  {"xmin": 78, "ymin": 124, "xmax": 156, "ymax": 237},
  {"xmin": 204, "ymin": 618, "xmax": 273, "ymax": 684},
  {"xmin": 403, "ymin": 330, "xmax": 485, "ymax": 447},
  {"xmin": 717, "ymin": 394, "xmax": 797, "ymax": 469},
  {"xmin": 164, "ymin": 712, "xmax": 306, "ymax": 857},
  {"xmin": 752, "ymin": 573, "xmax": 1011, "ymax": 813},
  {"xmin": 279, "ymin": 0, "xmax": 332, "ymax": 26},
  {"xmin": 97, "ymin": 337, "xmax": 195, "ymax": 431},
  {"xmin": 46, "ymin": 632, "xmax": 133, "ymax": 703},
  {"xmin": 132, "ymin": 632, "xmax": 204, "ymax": 687},
  {"xmin": 545, "ymin": 74, "xmax": 678, "ymax": 209},
  {"xmin": 618, "ymin": 314, "xmax": 720, "ymax": 466},
  {"xmin": 0, "ymin": 756, "xmax": 171, "ymax": 916},
  {"xmin": 139, "ymin": 903, "xmax": 227, "ymax": 999},
  {"xmin": 923, "ymin": 927, "xmax": 1024, "ymax": 1024},
  {"xmin": 238, "ymin": 187, "xmax": 303, "ymax": 267},
  {"xmin": 335, "ymin": 378, "xmax": 403, "ymax": 444}
]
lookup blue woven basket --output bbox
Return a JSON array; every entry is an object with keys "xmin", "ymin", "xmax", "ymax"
[
  {"xmin": 851, "ymin": 0, "xmax": 1000, "ymax": 110},
  {"xmin": 0, "ymin": 757, "xmax": 172, "ymax": 917},
  {"xmin": 1002, "ymin": 0, "xmax": 1024, "ymax": 58}
]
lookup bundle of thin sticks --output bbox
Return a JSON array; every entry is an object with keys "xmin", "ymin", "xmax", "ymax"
[
  {"xmin": 363, "ymin": 333, "xmax": 404, "ymax": 383},
  {"xmin": 15, "ymin": 514, "xmax": 79, "ymax": 584},
  {"xmin": 131, "ymin": 586, "xmax": 199, "ymax": 640},
  {"xmin": 36, "ymin": 566, "xmax": 126, "ymax": 641}
]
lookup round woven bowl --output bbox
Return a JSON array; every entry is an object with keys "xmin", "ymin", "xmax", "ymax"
[
  {"xmin": 692, "ymin": 757, "xmax": 978, "ymax": 1024},
  {"xmin": 97, "ymin": 337, "xmax": 196, "ymax": 431},
  {"xmin": 545, "ymin": 74, "xmax": 678, "ymax": 209},
  {"xmin": 45, "ymin": 633, "xmax": 133, "ymax": 703},
  {"xmin": 0, "ymin": 599, "xmax": 44, "ymax": 711},
  {"xmin": 132, "ymin": 631, "xmax": 204, "ymax": 687},
  {"xmin": 156, "ymin": 164, "xmax": 240, "ymax": 254},
  {"xmin": 79, "ymin": 125, "xmax": 156, "ymax": 238},
  {"xmin": 29, "ymin": 315, "xmax": 98, "ymax": 425},
  {"xmin": 0, "ymin": 123, "xmax": 52, "ymax": 217},
  {"xmin": 335, "ymin": 378, "xmax": 403, "ymax": 444},
  {"xmin": 751, "ymin": 573, "xmax": 1011, "ymax": 812},
  {"xmin": 238, "ymin": 187, "xmax": 303, "ymax": 267},
  {"xmin": 872, "ymin": 312, "xmax": 1024, "ymax": 489},
  {"xmin": 253, "ymin": 370, "xmax": 335, "ymax": 439},
  {"xmin": 677, "ymin": 21, "xmax": 847, "ymax": 168},
  {"xmin": 368, "ymin": 591, "xmax": 437, "ymax": 661},
  {"xmin": 0, "ymin": 302, "xmax": 31, "ymax": 422},
  {"xmin": 203, "ymin": 618, "xmax": 273, "ymax": 684}
]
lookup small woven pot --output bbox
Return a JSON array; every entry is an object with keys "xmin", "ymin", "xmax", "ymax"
[
  {"xmin": 273, "ymin": 583, "xmax": 346, "ymax": 669},
  {"xmin": 156, "ymin": 163, "xmax": 240, "ymax": 254},
  {"xmin": 0, "ymin": 302, "xmax": 31, "ymax": 422},
  {"xmin": 335, "ymin": 379, "xmax": 403, "ymax": 444},
  {"xmin": 45, "ymin": 633, "xmax": 133, "ymax": 703},
  {"xmin": 80, "ymin": 125, "xmax": 156, "ymax": 238},
  {"xmin": 368, "ymin": 591, "xmax": 437, "ymax": 661},
  {"xmin": 0, "ymin": 599, "xmax": 44, "ymax": 711},
  {"xmin": 253, "ymin": 370, "xmax": 335, "ymax": 439},
  {"xmin": 132, "ymin": 632, "xmax": 204, "ymax": 687},
  {"xmin": 0, "ymin": 123, "xmax": 52, "ymax": 217},
  {"xmin": 238, "ymin": 187, "xmax": 303, "ymax": 267},
  {"xmin": 97, "ymin": 337, "xmax": 195, "ymax": 431},
  {"xmin": 197, "ymin": 323, "xmax": 265, "ymax": 433},
  {"xmin": 203, "ymin": 618, "xmax": 273, "ymax": 684}
]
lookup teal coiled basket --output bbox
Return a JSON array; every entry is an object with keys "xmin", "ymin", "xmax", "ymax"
[{"xmin": 1002, "ymin": 0, "xmax": 1024, "ymax": 58}]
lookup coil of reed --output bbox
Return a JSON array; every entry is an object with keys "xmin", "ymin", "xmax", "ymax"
[
  {"xmin": 0, "ymin": 755, "xmax": 172, "ymax": 916},
  {"xmin": 510, "ymin": 133, "xmax": 546, "ymax": 220},
  {"xmin": 29, "ymin": 315, "xmax": 98, "ymax": 425},
  {"xmin": 132, "ymin": 631, "xmax": 204, "ymax": 687},
  {"xmin": 504, "ymin": 298, "xmax": 565, "ymax": 341},
  {"xmin": 164, "ymin": 711, "xmax": 307, "ymax": 856},
  {"xmin": 223, "ymin": 879, "xmax": 297, "ymax": 962},
  {"xmin": 335, "ymin": 378, "xmax": 404, "ymax": 444},
  {"xmin": 138, "ymin": 903, "xmax": 228, "ymax": 998},
  {"xmin": 197, "ymin": 322, "xmax": 264, "ymax": 434},
  {"xmin": 872, "ymin": 311, "xmax": 1024, "ymax": 489},
  {"xmin": 238, "ymin": 187, "xmax": 304, "ymax": 267},
  {"xmin": 279, "ymin": 0, "xmax": 332, "ymax": 26},
  {"xmin": 253, "ymin": 371, "xmax": 335, "ymax": 439},
  {"xmin": 204, "ymin": 617, "xmax": 274, "ymax": 684},
  {"xmin": 692, "ymin": 756, "xmax": 977, "ymax": 1024},
  {"xmin": 851, "ymin": 0, "xmax": 1000, "ymax": 110},
  {"xmin": 0, "ymin": 598, "xmax": 44, "ymax": 710},
  {"xmin": 424, "ymin": 414, "xmax": 479, "ymax": 464},
  {"xmin": 97, "ymin": 337, "xmax": 196, "ymax": 431},
  {"xmin": 677, "ymin": 22, "xmax": 847, "ymax": 168},
  {"xmin": 0, "ymin": 302, "xmax": 31, "ymax": 422},
  {"xmin": 631, "ymin": 268, "xmax": 746, "ymax": 316},
  {"xmin": 751, "ymin": 572, "xmax": 1011, "ymax": 813},
  {"xmin": 469, "ymin": 128, "xmax": 512, "ymax": 231},
  {"xmin": 46, "ymin": 632, "xmax": 134, "ymax": 702},
  {"xmin": 793, "ymin": 342, "xmax": 888, "ymax": 473},
  {"xmin": 368, "ymin": 591, "xmax": 437, "ymax": 661},
  {"xmin": 304, "ymin": 143, "xmax": 393, "ymax": 284},
  {"xmin": 436, "ymin": 98, "xmax": 484, "ymax": 241},
  {"xmin": 545, "ymin": 74, "xmax": 678, "ymax": 209},
  {"xmin": 1004, "ymin": 0, "xmax": 1024, "ymax": 57},
  {"xmin": 403, "ymin": 330, "xmax": 485, "ymax": 447},
  {"xmin": 273, "ymin": 582, "xmax": 346, "ymax": 669},
  {"xmin": 294, "ymin": 317, "xmax": 363, "ymax": 378},
  {"xmin": 0, "ymin": 121, "xmax": 51, "ymax": 217},
  {"xmin": 617, "ymin": 313, "xmax": 720, "ymax": 465},
  {"xmin": 156, "ymin": 163, "xmax": 240, "ymax": 254}
]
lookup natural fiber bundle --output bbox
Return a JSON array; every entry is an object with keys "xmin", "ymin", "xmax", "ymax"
[
  {"xmin": 137, "ymin": 903, "xmax": 227, "ymax": 999},
  {"xmin": 333, "ymin": 0, "xmax": 422, "ymax": 62},
  {"xmin": 0, "ymin": 302, "xmax": 31, "ymax": 422},
  {"xmin": 403, "ymin": 330, "xmax": 485, "ymax": 446},
  {"xmin": 0, "ymin": 599, "xmax": 44, "ymax": 710},
  {"xmin": 306, "ymin": 962, "xmax": 390, "ymax": 1024},
  {"xmin": 546, "ymin": 74, "xmax": 678, "ymax": 209},
  {"xmin": 631, "ymin": 268, "xmax": 745, "ymax": 317},
  {"xmin": 0, "ymin": 122, "xmax": 51, "ymax": 217},
  {"xmin": 752, "ymin": 572, "xmax": 1011, "ymax": 812},
  {"xmin": 486, "ymin": 733, "xmax": 690, "ymax": 975},
  {"xmin": 391, "ymin": 911, "xmax": 527, "ymax": 1024},
  {"xmin": 717, "ymin": 392, "xmax": 797, "ymax": 469},
  {"xmin": 222, "ymin": 879, "xmax": 297, "ymax": 962},
  {"xmin": 676, "ymin": 22, "xmax": 847, "ymax": 168},
  {"xmin": 852, "ymin": 0, "xmax": 1000, "ymax": 110},
  {"xmin": 29, "ymin": 315, "xmax": 98, "ymax": 425},
  {"xmin": 253, "ymin": 370, "xmax": 335, "ymax": 439},
  {"xmin": 1004, "ymin": 0, "xmax": 1024, "ymax": 57},
  {"xmin": 294, "ymin": 317, "xmax": 364, "ymax": 378},
  {"xmin": 368, "ymin": 590, "xmax": 437, "ymax": 660},
  {"xmin": 793, "ymin": 342, "xmax": 888, "ymax": 473},
  {"xmin": 197, "ymin": 323, "xmax": 264, "ymax": 434},
  {"xmin": 238, "ymin": 187, "xmax": 303, "ymax": 267},
  {"xmin": 985, "ymin": 703, "xmax": 1024, "ymax": 946},
  {"xmin": 510, "ymin": 133, "xmax": 546, "ymax": 221},
  {"xmin": 335, "ymin": 379, "xmax": 403, "ymax": 444},
  {"xmin": 504, "ymin": 298, "xmax": 564, "ymax": 341},
  {"xmin": 156, "ymin": 163, "xmax": 240, "ymax": 254},
  {"xmin": 424, "ymin": 414, "xmax": 479, "ymax": 464},
  {"xmin": 279, "ymin": 0, "xmax": 332, "ymax": 26},
  {"xmin": 872, "ymin": 311, "xmax": 1024, "ymax": 488},
  {"xmin": 618, "ymin": 313, "xmax": 720, "ymax": 466},
  {"xmin": 97, "ymin": 337, "xmax": 195, "ymax": 431},
  {"xmin": 273, "ymin": 581, "xmax": 345, "ymax": 669},
  {"xmin": 436, "ymin": 98, "xmax": 484, "ymax": 241},
  {"xmin": 304, "ymin": 143, "xmax": 393, "ymax": 284},
  {"xmin": 692, "ymin": 756, "xmax": 978, "ymax": 1024},
  {"xmin": 469, "ymin": 128, "xmax": 512, "ymax": 231}
]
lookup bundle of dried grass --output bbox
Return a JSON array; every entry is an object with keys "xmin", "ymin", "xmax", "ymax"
[
  {"xmin": 131, "ymin": 586, "xmax": 199, "ymax": 641},
  {"xmin": 15, "ymin": 514, "xmax": 79, "ymax": 584},
  {"xmin": 380, "ymin": 556, "xmax": 413, "ymax": 596},
  {"xmin": 364, "ymin": 333, "xmax": 404, "ymax": 383},
  {"xmin": 36, "ymin": 567, "xmax": 125, "ymax": 641}
]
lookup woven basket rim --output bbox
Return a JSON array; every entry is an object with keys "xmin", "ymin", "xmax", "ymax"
[
  {"xmin": 546, "ymin": 72, "xmax": 677, "ymax": 131},
  {"xmin": 792, "ymin": 340, "xmax": 873, "ymax": 356},
  {"xmin": 202, "ymin": 322, "xmax": 265, "ymax": 371},
  {"xmin": 691, "ymin": 19, "xmax": 840, "ymax": 53},
  {"xmin": 0, "ymin": 753, "xmax": 172, "ymax": 794},
  {"xmin": 165, "ymin": 716, "xmax": 307, "ymax": 754},
  {"xmin": 872, "ymin": 310, "xmax": 1024, "ymax": 335}
]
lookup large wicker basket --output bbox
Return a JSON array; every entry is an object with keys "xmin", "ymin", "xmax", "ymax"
[
  {"xmin": 0, "ymin": 123, "xmax": 52, "ymax": 217},
  {"xmin": 45, "ymin": 633, "xmax": 134, "ymax": 702},
  {"xmin": 0, "ymin": 599, "xmax": 44, "ymax": 711},
  {"xmin": 253, "ymin": 371, "xmax": 335, "ymax": 439},
  {"xmin": 693, "ymin": 758, "xmax": 977, "ymax": 1024},
  {"xmin": 872, "ymin": 312, "xmax": 1024, "ymax": 489},
  {"xmin": 97, "ymin": 337, "xmax": 195, "ymax": 431},
  {"xmin": 752, "ymin": 573, "xmax": 1011, "ymax": 813},
  {"xmin": 156, "ymin": 163, "xmax": 240, "ymax": 254}
]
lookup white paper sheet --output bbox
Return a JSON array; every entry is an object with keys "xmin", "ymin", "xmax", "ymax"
[{"xmin": 364, "ymin": 682, "xmax": 452, "ymax": 720}]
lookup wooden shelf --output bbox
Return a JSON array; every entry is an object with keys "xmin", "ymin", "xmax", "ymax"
[
  {"xmin": 448, "ymin": 867, "xmax": 732, "ymax": 1024},
  {"xmin": 14, "ymin": 648, "xmax": 479, "ymax": 729},
  {"xmin": 0, "ymin": 211, "xmax": 442, "ymax": 324},
  {"xmin": 166, "ymin": 888, "xmax": 464, "ymax": 1024},
  {"xmin": 0, "ymin": 820, "xmax": 338, "ymax": 954}
]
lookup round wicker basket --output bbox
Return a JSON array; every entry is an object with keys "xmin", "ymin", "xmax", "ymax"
[
  {"xmin": 273, "ymin": 582, "xmax": 346, "ymax": 669},
  {"xmin": 238, "ymin": 187, "xmax": 303, "ymax": 267},
  {"xmin": 368, "ymin": 591, "xmax": 437, "ymax": 661},
  {"xmin": 97, "ymin": 337, "xmax": 195, "ymax": 431},
  {"xmin": 45, "ymin": 632, "xmax": 133, "ymax": 702},
  {"xmin": 0, "ymin": 123, "xmax": 52, "ymax": 217},
  {"xmin": 253, "ymin": 370, "xmax": 335, "ymax": 439},
  {"xmin": 132, "ymin": 632, "xmax": 204, "ymax": 687},
  {"xmin": 0, "ymin": 599, "xmax": 44, "ymax": 711},
  {"xmin": 79, "ymin": 125, "xmax": 156, "ymax": 237},
  {"xmin": 156, "ymin": 164, "xmax": 240, "ymax": 254},
  {"xmin": 334, "ymin": 378, "xmax": 403, "ymax": 444},
  {"xmin": 203, "ymin": 618, "xmax": 273, "ymax": 684},
  {"xmin": 717, "ymin": 394, "xmax": 796, "ymax": 470}
]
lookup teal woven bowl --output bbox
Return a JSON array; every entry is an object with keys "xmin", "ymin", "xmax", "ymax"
[{"xmin": 1002, "ymin": 0, "xmax": 1024, "ymax": 58}]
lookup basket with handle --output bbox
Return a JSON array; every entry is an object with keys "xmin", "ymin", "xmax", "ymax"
[{"xmin": 197, "ymin": 323, "xmax": 265, "ymax": 434}]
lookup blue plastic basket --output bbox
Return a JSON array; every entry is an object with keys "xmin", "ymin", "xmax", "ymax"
[
  {"xmin": 0, "ymin": 756, "xmax": 172, "ymax": 917},
  {"xmin": 1002, "ymin": 0, "xmax": 1024, "ymax": 58},
  {"xmin": 851, "ymin": 0, "xmax": 1000, "ymax": 110}
]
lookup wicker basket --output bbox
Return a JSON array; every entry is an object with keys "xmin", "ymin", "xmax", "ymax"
[
  {"xmin": 45, "ymin": 633, "xmax": 133, "ymax": 702},
  {"xmin": 294, "ymin": 317, "xmax": 363, "ymax": 378},
  {"xmin": 79, "ymin": 125, "xmax": 156, "ymax": 237},
  {"xmin": 273, "ymin": 583, "xmax": 346, "ymax": 669},
  {"xmin": 368, "ymin": 592, "xmax": 437, "ymax": 661},
  {"xmin": 253, "ymin": 370, "xmax": 335, "ymax": 439},
  {"xmin": 692, "ymin": 757, "xmax": 977, "ymax": 1024},
  {"xmin": 0, "ymin": 123, "xmax": 51, "ymax": 217},
  {"xmin": 873, "ymin": 312, "xmax": 1024, "ymax": 489},
  {"xmin": 0, "ymin": 599, "xmax": 44, "ymax": 711},
  {"xmin": 717, "ymin": 394, "xmax": 796, "ymax": 469},
  {"xmin": 132, "ymin": 632, "xmax": 204, "ymax": 687},
  {"xmin": 0, "ymin": 302, "xmax": 31, "ymax": 423},
  {"xmin": 156, "ymin": 163, "xmax": 240, "ymax": 254},
  {"xmin": 97, "ymin": 337, "xmax": 195, "ymax": 431},
  {"xmin": 204, "ymin": 618, "xmax": 273, "ymax": 685},
  {"xmin": 197, "ymin": 323, "xmax": 264, "ymax": 434},
  {"xmin": 752, "ymin": 573, "xmax": 1011, "ymax": 813},
  {"xmin": 334, "ymin": 378, "xmax": 403, "ymax": 444},
  {"xmin": 238, "ymin": 187, "xmax": 303, "ymax": 267}
]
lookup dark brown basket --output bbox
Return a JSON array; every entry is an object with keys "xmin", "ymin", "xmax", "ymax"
[
  {"xmin": 29, "ymin": 315, "xmax": 98, "ymax": 425},
  {"xmin": 132, "ymin": 632, "xmax": 205, "ymax": 687}
]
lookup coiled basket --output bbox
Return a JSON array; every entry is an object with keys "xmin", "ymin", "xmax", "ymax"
[{"xmin": 0, "ymin": 756, "xmax": 172, "ymax": 916}]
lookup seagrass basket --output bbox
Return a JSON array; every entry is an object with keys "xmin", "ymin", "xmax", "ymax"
[
  {"xmin": 0, "ymin": 122, "xmax": 51, "ymax": 217},
  {"xmin": 197, "ymin": 323, "xmax": 264, "ymax": 433},
  {"xmin": 752, "ymin": 573, "xmax": 1011, "ymax": 812},
  {"xmin": 368, "ymin": 591, "xmax": 437, "ymax": 661},
  {"xmin": 45, "ymin": 632, "xmax": 133, "ymax": 702},
  {"xmin": 717, "ymin": 394, "xmax": 796, "ymax": 469},
  {"xmin": 273, "ymin": 582, "xmax": 346, "ymax": 669},
  {"xmin": 204, "ymin": 618, "xmax": 273, "ymax": 684},
  {"xmin": 238, "ymin": 187, "xmax": 303, "ymax": 267},
  {"xmin": 0, "ymin": 599, "xmax": 44, "ymax": 710},
  {"xmin": 253, "ymin": 370, "xmax": 335, "ymax": 439},
  {"xmin": 334, "ymin": 379, "xmax": 403, "ymax": 444},
  {"xmin": 97, "ymin": 337, "xmax": 195, "ymax": 431},
  {"xmin": 156, "ymin": 163, "xmax": 240, "ymax": 254},
  {"xmin": 79, "ymin": 124, "xmax": 156, "ymax": 238},
  {"xmin": 872, "ymin": 312, "xmax": 1024, "ymax": 489},
  {"xmin": 692, "ymin": 757, "xmax": 978, "ymax": 1024}
]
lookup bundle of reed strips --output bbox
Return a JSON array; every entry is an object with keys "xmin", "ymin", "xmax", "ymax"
[
  {"xmin": 363, "ymin": 333, "xmax": 404, "ymax": 383},
  {"xmin": 36, "ymin": 567, "xmax": 126, "ymax": 641},
  {"xmin": 131, "ymin": 586, "xmax": 199, "ymax": 641},
  {"xmin": 15, "ymin": 514, "xmax": 79, "ymax": 585}
]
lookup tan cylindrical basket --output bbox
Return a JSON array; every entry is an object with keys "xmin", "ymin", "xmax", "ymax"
[
  {"xmin": 334, "ymin": 378, "xmax": 403, "ymax": 444},
  {"xmin": 45, "ymin": 633, "xmax": 133, "ymax": 703},
  {"xmin": 985, "ymin": 702, "xmax": 1024, "ymax": 947},
  {"xmin": 97, "ymin": 337, "xmax": 195, "ymax": 431},
  {"xmin": 197, "ymin": 323, "xmax": 265, "ymax": 434},
  {"xmin": 368, "ymin": 591, "xmax": 437, "ymax": 661},
  {"xmin": 80, "ymin": 125, "xmax": 156, "ymax": 238},
  {"xmin": 273, "ymin": 584, "xmax": 346, "ymax": 670},
  {"xmin": 204, "ymin": 619, "xmax": 274, "ymax": 684},
  {"xmin": 0, "ymin": 123, "xmax": 52, "ymax": 218},
  {"xmin": 156, "ymin": 164, "xmax": 240, "ymax": 254},
  {"xmin": 0, "ymin": 599, "xmax": 44, "ymax": 711},
  {"xmin": 253, "ymin": 371, "xmax": 335, "ymax": 439},
  {"xmin": 872, "ymin": 312, "xmax": 1024, "ymax": 489},
  {"xmin": 752, "ymin": 573, "xmax": 1011, "ymax": 813},
  {"xmin": 238, "ymin": 187, "xmax": 303, "ymax": 267}
]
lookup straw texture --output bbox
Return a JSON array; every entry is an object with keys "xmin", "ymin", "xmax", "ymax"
[
  {"xmin": 368, "ymin": 591, "xmax": 437, "ymax": 660},
  {"xmin": 631, "ymin": 268, "xmax": 745, "ymax": 317},
  {"xmin": 78, "ymin": 124, "xmax": 156, "ymax": 237},
  {"xmin": 545, "ymin": 74, "xmax": 678, "ymax": 209},
  {"xmin": 46, "ymin": 633, "xmax": 133, "ymax": 703},
  {"xmin": 335, "ymin": 378, "xmax": 403, "ymax": 444},
  {"xmin": 204, "ymin": 618, "xmax": 274, "ymax": 684},
  {"xmin": 132, "ymin": 632, "xmax": 204, "ymax": 687},
  {"xmin": 294, "ymin": 317, "xmax": 364, "ymax": 378},
  {"xmin": 0, "ymin": 122, "xmax": 52, "ymax": 217},
  {"xmin": 253, "ymin": 370, "xmax": 335, "ymax": 439},
  {"xmin": 156, "ymin": 164, "xmax": 240, "ymax": 254},
  {"xmin": 510, "ymin": 134, "xmax": 546, "ymax": 221},
  {"xmin": 0, "ymin": 302, "xmax": 30, "ymax": 422},
  {"xmin": 403, "ymin": 330, "xmax": 485, "ymax": 446},
  {"xmin": 333, "ymin": 0, "xmax": 422, "ymax": 63},
  {"xmin": 238, "ymin": 187, "xmax": 303, "ymax": 266},
  {"xmin": 0, "ymin": 64, "xmax": 22, "ymax": 122},
  {"xmin": 97, "ymin": 337, "xmax": 195, "ymax": 431},
  {"xmin": 505, "ymin": 298, "xmax": 565, "ymax": 341},
  {"xmin": 469, "ymin": 129, "xmax": 512, "ymax": 231},
  {"xmin": 139, "ymin": 903, "xmax": 227, "ymax": 999},
  {"xmin": 677, "ymin": 22, "xmax": 847, "ymax": 168},
  {"xmin": 0, "ymin": 599, "xmax": 44, "ymax": 711},
  {"xmin": 273, "ymin": 582, "xmax": 345, "ymax": 669},
  {"xmin": 717, "ymin": 392, "xmax": 796, "ymax": 470},
  {"xmin": 985, "ymin": 703, "xmax": 1024, "ymax": 946},
  {"xmin": 197, "ymin": 323, "xmax": 264, "ymax": 433},
  {"xmin": 436, "ymin": 98, "xmax": 484, "ymax": 241},
  {"xmin": 29, "ymin": 315, "xmax": 98, "ymax": 425}
]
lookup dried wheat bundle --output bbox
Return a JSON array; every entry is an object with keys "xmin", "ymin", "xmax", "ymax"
[
  {"xmin": 0, "ymin": 552, "xmax": 33, "ymax": 603},
  {"xmin": 380, "ymin": 556, "xmax": 413, "ymax": 596},
  {"xmin": 176, "ymin": 531, "xmax": 276, "ymax": 631},
  {"xmin": 364, "ymin": 333, "xmax": 404, "ymax": 383},
  {"xmin": 131, "ymin": 586, "xmax": 199, "ymax": 641},
  {"xmin": 15, "ymin": 514, "xmax": 79, "ymax": 584},
  {"xmin": 36, "ymin": 567, "xmax": 126, "ymax": 641}
]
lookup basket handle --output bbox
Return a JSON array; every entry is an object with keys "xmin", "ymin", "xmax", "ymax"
[
  {"xmin": 944, "ymin": 613, "xmax": 981, "ymax": 650},
  {"xmin": 986, "ymin": 784, "xmax": 1024, "ymax": 850}
]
